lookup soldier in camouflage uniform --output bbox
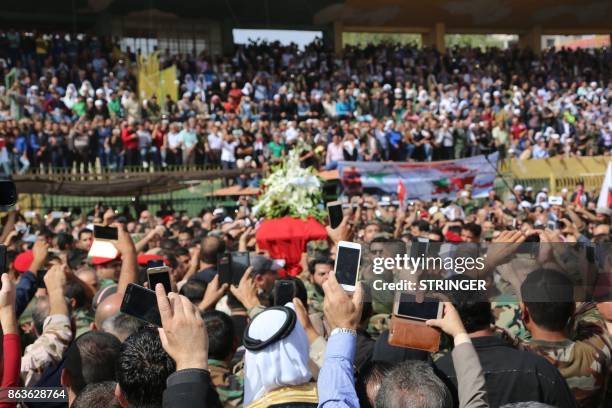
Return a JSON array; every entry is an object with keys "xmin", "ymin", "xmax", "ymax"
[
  {"xmin": 209, "ymin": 358, "xmax": 244, "ymax": 408},
  {"xmin": 303, "ymin": 241, "xmax": 330, "ymax": 312},
  {"xmin": 73, "ymin": 307, "xmax": 95, "ymax": 337},
  {"xmin": 303, "ymin": 256, "xmax": 333, "ymax": 337},
  {"xmin": 204, "ymin": 310, "xmax": 244, "ymax": 408},
  {"xmin": 492, "ymin": 296, "xmax": 530, "ymax": 340},
  {"xmin": 505, "ymin": 269, "xmax": 612, "ymax": 408},
  {"xmin": 305, "ymin": 240, "xmax": 330, "ymax": 265}
]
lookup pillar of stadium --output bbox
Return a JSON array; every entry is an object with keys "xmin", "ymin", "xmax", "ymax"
[{"xmin": 335, "ymin": 22, "xmax": 611, "ymax": 55}]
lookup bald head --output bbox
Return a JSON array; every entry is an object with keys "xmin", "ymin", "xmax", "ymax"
[
  {"xmin": 594, "ymin": 224, "xmax": 610, "ymax": 237},
  {"xmin": 200, "ymin": 236, "xmax": 225, "ymax": 265},
  {"xmin": 94, "ymin": 293, "xmax": 123, "ymax": 329}
]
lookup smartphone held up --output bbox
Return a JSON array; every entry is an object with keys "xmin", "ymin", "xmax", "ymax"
[
  {"xmin": 147, "ymin": 265, "xmax": 172, "ymax": 294},
  {"xmin": 89, "ymin": 225, "xmax": 119, "ymax": 259},
  {"xmin": 120, "ymin": 283, "xmax": 162, "ymax": 327},
  {"xmin": 326, "ymin": 200, "xmax": 344, "ymax": 229},
  {"xmin": 334, "ymin": 241, "xmax": 362, "ymax": 292},
  {"xmin": 388, "ymin": 292, "xmax": 443, "ymax": 352}
]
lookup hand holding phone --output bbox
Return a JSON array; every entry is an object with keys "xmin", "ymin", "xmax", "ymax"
[
  {"xmin": 388, "ymin": 292, "xmax": 443, "ymax": 352},
  {"xmin": 147, "ymin": 266, "xmax": 173, "ymax": 294},
  {"xmin": 89, "ymin": 225, "xmax": 120, "ymax": 259},
  {"xmin": 320, "ymin": 265, "xmax": 364, "ymax": 331},
  {"xmin": 230, "ymin": 251, "xmax": 250, "ymax": 286},
  {"xmin": 94, "ymin": 225, "xmax": 118, "ymax": 240},
  {"xmin": 334, "ymin": 241, "xmax": 362, "ymax": 292},
  {"xmin": 153, "ymin": 282, "xmax": 209, "ymax": 371},
  {"xmin": 217, "ymin": 255, "xmax": 232, "ymax": 286},
  {"xmin": 425, "ymin": 302, "xmax": 467, "ymax": 338},
  {"xmin": 327, "ymin": 201, "xmax": 343, "ymax": 229},
  {"xmin": 394, "ymin": 293, "xmax": 443, "ymax": 321},
  {"xmin": 120, "ymin": 283, "xmax": 162, "ymax": 327},
  {"xmin": 274, "ymin": 280, "xmax": 297, "ymax": 306}
]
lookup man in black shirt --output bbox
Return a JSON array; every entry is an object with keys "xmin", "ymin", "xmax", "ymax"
[{"xmin": 434, "ymin": 277, "xmax": 577, "ymax": 408}]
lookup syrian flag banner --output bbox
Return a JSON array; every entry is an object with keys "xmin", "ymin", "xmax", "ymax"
[
  {"xmin": 338, "ymin": 153, "xmax": 498, "ymax": 200},
  {"xmin": 596, "ymin": 161, "xmax": 612, "ymax": 210}
]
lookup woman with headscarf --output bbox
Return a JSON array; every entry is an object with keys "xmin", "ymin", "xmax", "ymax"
[
  {"xmin": 243, "ymin": 304, "xmax": 318, "ymax": 408},
  {"xmin": 62, "ymin": 84, "xmax": 78, "ymax": 110},
  {"xmin": 184, "ymin": 74, "xmax": 196, "ymax": 94},
  {"xmin": 79, "ymin": 80, "xmax": 94, "ymax": 99}
]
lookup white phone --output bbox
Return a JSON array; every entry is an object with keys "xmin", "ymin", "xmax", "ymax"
[{"xmin": 334, "ymin": 241, "xmax": 362, "ymax": 292}]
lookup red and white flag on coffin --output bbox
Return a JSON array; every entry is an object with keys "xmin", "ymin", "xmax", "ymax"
[
  {"xmin": 596, "ymin": 162, "xmax": 612, "ymax": 210},
  {"xmin": 397, "ymin": 180, "xmax": 407, "ymax": 210}
]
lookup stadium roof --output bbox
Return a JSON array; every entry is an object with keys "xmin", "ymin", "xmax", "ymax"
[{"xmin": 2, "ymin": 0, "xmax": 611, "ymax": 34}]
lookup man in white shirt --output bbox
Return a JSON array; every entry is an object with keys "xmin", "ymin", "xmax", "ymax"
[
  {"xmin": 325, "ymin": 135, "xmax": 344, "ymax": 170},
  {"xmin": 207, "ymin": 123, "xmax": 223, "ymax": 165},
  {"xmin": 221, "ymin": 133, "xmax": 238, "ymax": 170},
  {"xmin": 166, "ymin": 123, "xmax": 182, "ymax": 165}
]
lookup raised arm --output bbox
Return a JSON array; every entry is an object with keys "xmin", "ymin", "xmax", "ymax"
[
  {"xmin": 155, "ymin": 284, "xmax": 222, "ymax": 408},
  {"xmin": 114, "ymin": 224, "xmax": 138, "ymax": 296},
  {"xmin": 0, "ymin": 274, "xmax": 20, "ymax": 389},
  {"xmin": 317, "ymin": 271, "xmax": 363, "ymax": 408},
  {"xmin": 21, "ymin": 264, "xmax": 73, "ymax": 387},
  {"xmin": 427, "ymin": 303, "xmax": 489, "ymax": 408}
]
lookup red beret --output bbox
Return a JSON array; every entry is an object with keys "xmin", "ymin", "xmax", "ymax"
[
  {"xmin": 14, "ymin": 250, "xmax": 33, "ymax": 273},
  {"xmin": 444, "ymin": 231, "xmax": 463, "ymax": 243},
  {"xmin": 137, "ymin": 254, "xmax": 168, "ymax": 266},
  {"xmin": 91, "ymin": 255, "xmax": 120, "ymax": 265}
]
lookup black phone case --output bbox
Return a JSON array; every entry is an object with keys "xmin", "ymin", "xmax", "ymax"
[
  {"xmin": 230, "ymin": 252, "xmax": 250, "ymax": 286},
  {"xmin": 218, "ymin": 257, "xmax": 232, "ymax": 285},
  {"xmin": 328, "ymin": 205, "xmax": 343, "ymax": 228},
  {"xmin": 120, "ymin": 283, "xmax": 162, "ymax": 327},
  {"xmin": 274, "ymin": 281, "xmax": 296, "ymax": 306}
]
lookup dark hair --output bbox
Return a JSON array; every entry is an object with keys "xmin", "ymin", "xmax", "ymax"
[
  {"xmin": 68, "ymin": 248, "xmax": 88, "ymax": 270},
  {"xmin": 180, "ymin": 279, "xmax": 207, "ymax": 304},
  {"xmin": 446, "ymin": 276, "xmax": 492, "ymax": 333},
  {"xmin": 64, "ymin": 332, "xmax": 122, "ymax": 395},
  {"xmin": 203, "ymin": 310, "xmax": 235, "ymax": 361},
  {"xmin": 78, "ymin": 228, "xmax": 93, "ymax": 239},
  {"xmin": 429, "ymin": 228, "xmax": 444, "ymax": 241},
  {"xmin": 64, "ymin": 280, "xmax": 89, "ymax": 309},
  {"xmin": 376, "ymin": 361, "xmax": 452, "ymax": 408},
  {"xmin": 178, "ymin": 227, "xmax": 193, "ymax": 236},
  {"xmin": 414, "ymin": 220, "xmax": 430, "ymax": 233},
  {"xmin": 308, "ymin": 258, "xmax": 333, "ymax": 274},
  {"xmin": 356, "ymin": 360, "xmax": 394, "ymax": 408},
  {"xmin": 521, "ymin": 269, "xmax": 574, "ymax": 332},
  {"xmin": 116, "ymin": 327, "xmax": 176, "ymax": 406},
  {"xmin": 173, "ymin": 247, "xmax": 190, "ymax": 258},
  {"xmin": 462, "ymin": 223, "xmax": 482, "ymax": 238},
  {"xmin": 200, "ymin": 236, "xmax": 225, "ymax": 264},
  {"xmin": 32, "ymin": 296, "xmax": 50, "ymax": 334},
  {"xmin": 160, "ymin": 238, "xmax": 178, "ymax": 252},
  {"xmin": 56, "ymin": 232, "xmax": 74, "ymax": 250},
  {"xmin": 71, "ymin": 381, "xmax": 120, "ymax": 408},
  {"xmin": 101, "ymin": 313, "xmax": 145, "ymax": 342}
]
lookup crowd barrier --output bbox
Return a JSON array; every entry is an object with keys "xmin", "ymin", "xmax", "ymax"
[{"xmin": 10, "ymin": 156, "xmax": 610, "ymax": 216}]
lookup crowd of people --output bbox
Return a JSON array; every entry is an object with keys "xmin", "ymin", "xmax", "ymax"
[
  {"xmin": 0, "ymin": 174, "xmax": 610, "ymax": 407},
  {"xmin": 0, "ymin": 31, "xmax": 610, "ymax": 176}
]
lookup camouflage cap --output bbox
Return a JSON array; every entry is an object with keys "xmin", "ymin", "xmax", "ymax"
[{"xmin": 307, "ymin": 240, "xmax": 330, "ymax": 260}]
